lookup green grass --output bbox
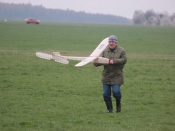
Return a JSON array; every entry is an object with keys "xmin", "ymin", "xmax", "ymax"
[{"xmin": 0, "ymin": 21, "xmax": 175, "ymax": 131}]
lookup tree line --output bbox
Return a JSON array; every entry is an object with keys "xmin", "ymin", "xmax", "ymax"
[
  {"xmin": 133, "ymin": 10, "xmax": 175, "ymax": 26},
  {"xmin": 0, "ymin": 2, "xmax": 132, "ymax": 24}
]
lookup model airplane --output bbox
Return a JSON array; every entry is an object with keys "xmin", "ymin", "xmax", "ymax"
[{"xmin": 36, "ymin": 37, "xmax": 110, "ymax": 67}]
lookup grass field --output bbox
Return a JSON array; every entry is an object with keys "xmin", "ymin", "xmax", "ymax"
[{"xmin": 0, "ymin": 21, "xmax": 175, "ymax": 131}]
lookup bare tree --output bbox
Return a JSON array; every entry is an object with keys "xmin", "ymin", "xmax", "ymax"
[
  {"xmin": 160, "ymin": 14, "xmax": 171, "ymax": 26},
  {"xmin": 144, "ymin": 10, "xmax": 161, "ymax": 26},
  {"xmin": 133, "ymin": 9, "xmax": 175, "ymax": 26},
  {"xmin": 133, "ymin": 10, "xmax": 146, "ymax": 25},
  {"xmin": 146, "ymin": 15, "xmax": 160, "ymax": 26},
  {"xmin": 145, "ymin": 10, "xmax": 156, "ymax": 19},
  {"xmin": 170, "ymin": 13, "xmax": 175, "ymax": 26}
]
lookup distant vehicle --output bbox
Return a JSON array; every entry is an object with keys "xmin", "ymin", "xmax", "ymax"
[{"xmin": 25, "ymin": 18, "xmax": 40, "ymax": 24}]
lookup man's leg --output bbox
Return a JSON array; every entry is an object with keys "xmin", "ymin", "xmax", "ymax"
[
  {"xmin": 112, "ymin": 84, "xmax": 122, "ymax": 113},
  {"xmin": 103, "ymin": 84, "xmax": 113, "ymax": 113}
]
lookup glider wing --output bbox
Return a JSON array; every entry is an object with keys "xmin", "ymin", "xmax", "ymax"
[
  {"xmin": 75, "ymin": 56, "xmax": 97, "ymax": 67},
  {"xmin": 90, "ymin": 37, "xmax": 109, "ymax": 57},
  {"xmin": 75, "ymin": 37, "xmax": 109, "ymax": 67}
]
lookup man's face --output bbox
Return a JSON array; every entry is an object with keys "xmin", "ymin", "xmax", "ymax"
[{"xmin": 109, "ymin": 41, "xmax": 117, "ymax": 49}]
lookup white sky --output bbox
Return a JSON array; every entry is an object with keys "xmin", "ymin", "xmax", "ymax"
[{"xmin": 1, "ymin": 0, "xmax": 175, "ymax": 19}]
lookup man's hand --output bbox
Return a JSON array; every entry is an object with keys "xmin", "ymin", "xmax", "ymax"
[
  {"xmin": 109, "ymin": 59, "xmax": 114, "ymax": 64},
  {"xmin": 93, "ymin": 62, "xmax": 98, "ymax": 66}
]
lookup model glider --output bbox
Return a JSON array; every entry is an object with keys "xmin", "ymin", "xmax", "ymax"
[{"xmin": 36, "ymin": 37, "xmax": 110, "ymax": 67}]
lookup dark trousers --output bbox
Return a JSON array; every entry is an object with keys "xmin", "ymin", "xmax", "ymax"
[{"xmin": 103, "ymin": 84, "xmax": 122, "ymax": 101}]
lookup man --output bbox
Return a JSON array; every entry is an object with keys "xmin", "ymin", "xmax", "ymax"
[{"xmin": 94, "ymin": 35, "xmax": 127, "ymax": 113}]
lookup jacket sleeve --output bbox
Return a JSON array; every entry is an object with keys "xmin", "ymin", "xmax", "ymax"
[{"xmin": 113, "ymin": 50, "xmax": 127, "ymax": 65}]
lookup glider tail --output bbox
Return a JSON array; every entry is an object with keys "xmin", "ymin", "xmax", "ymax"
[
  {"xmin": 52, "ymin": 52, "xmax": 69, "ymax": 64},
  {"xmin": 36, "ymin": 52, "xmax": 69, "ymax": 64},
  {"xmin": 36, "ymin": 52, "xmax": 52, "ymax": 60}
]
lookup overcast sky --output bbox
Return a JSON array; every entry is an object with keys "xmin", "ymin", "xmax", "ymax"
[{"xmin": 1, "ymin": 0, "xmax": 175, "ymax": 19}]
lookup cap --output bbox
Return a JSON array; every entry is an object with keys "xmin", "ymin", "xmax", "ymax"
[{"xmin": 108, "ymin": 35, "xmax": 118, "ymax": 43}]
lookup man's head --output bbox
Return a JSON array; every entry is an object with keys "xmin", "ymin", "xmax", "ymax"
[{"xmin": 108, "ymin": 35, "xmax": 118, "ymax": 49}]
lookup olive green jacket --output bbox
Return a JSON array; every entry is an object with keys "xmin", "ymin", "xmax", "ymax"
[{"xmin": 98, "ymin": 46, "xmax": 127, "ymax": 85}]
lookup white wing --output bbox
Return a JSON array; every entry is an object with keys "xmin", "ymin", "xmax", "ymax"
[
  {"xmin": 75, "ymin": 37, "xmax": 109, "ymax": 67},
  {"xmin": 90, "ymin": 37, "xmax": 109, "ymax": 57},
  {"xmin": 75, "ymin": 57, "xmax": 97, "ymax": 67}
]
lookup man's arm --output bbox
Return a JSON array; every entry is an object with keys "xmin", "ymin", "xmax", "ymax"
[{"xmin": 112, "ymin": 50, "xmax": 127, "ymax": 65}]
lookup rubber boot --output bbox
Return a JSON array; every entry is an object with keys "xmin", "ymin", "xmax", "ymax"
[
  {"xmin": 105, "ymin": 100, "xmax": 113, "ymax": 113},
  {"xmin": 116, "ymin": 100, "xmax": 121, "ymax": 113}
]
